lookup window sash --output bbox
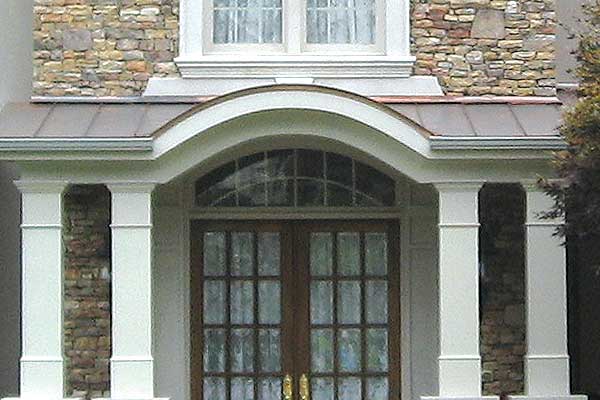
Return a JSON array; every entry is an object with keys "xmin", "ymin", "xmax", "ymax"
[{"xmin": 204, "ymin": 0, "xmax": 386, "ymax": 54}]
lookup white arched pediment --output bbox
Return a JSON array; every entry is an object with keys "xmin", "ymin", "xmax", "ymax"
[
  {"xmin": 153, "ymin": 85, "xmax": 434, "ymax": 159},
  {"xmin": 149, "ymin": 85, "xmax": 443, "ymax": 183}
]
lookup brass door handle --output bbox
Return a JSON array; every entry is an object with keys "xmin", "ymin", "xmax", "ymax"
[
  {"xmin": 283, "ymin": 374, "xmax": 293, "ymax": 400},
  {"xmin": 299, "ymin": 374, "xmax": 310, "ymax": 400}
]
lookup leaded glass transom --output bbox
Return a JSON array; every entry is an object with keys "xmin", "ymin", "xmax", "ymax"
[{"xmin": 195, "ymin": 150, "xmax": 395, "ymax": 207}]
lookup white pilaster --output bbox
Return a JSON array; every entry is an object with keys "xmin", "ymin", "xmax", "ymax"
[
  {"xmin": 435, "ymin": 182, "xmax": 483, "ymax": 398},
  {"xmin": 15, "ymin": 181, "xmax": 68, "ymax": 400},
  {"xmin": 508, "ymin": 184, "xmax": 586, "ymax": 400},
  {"xmin": 522, "ymin": 184, "xmax": 571, "ymax": 396},
  {"xmin": 108, "ymin": 183, "xmax": 156, "ymax": 400}
]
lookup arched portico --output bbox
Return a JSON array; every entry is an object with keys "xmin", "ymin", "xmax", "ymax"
[{"xmin": 7, "ymin": 87, "xmax": 578, "ymax": 400}]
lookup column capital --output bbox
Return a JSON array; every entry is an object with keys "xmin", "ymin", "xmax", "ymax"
[
  {"xmin": 434, "ymin": 181, "xmax": 484, "ymax": 193},
  {"xmin": 520, "ymin": 179, "xmax": 563, "ymax": 193},
  {"xmin": 107, "ymin": 182, "xmax": 157, "ymax": 194},
  {"xmin": 14, "ymin": 180, "xmax": 68, "ymax": 194}
]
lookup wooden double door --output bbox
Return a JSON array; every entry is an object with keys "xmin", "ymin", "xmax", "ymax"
[{"xmin": 191, "ymin": 220, "xmax": 400, "ymax": 400}]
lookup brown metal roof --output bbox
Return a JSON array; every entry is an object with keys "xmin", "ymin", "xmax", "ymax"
[{"xmin": 0, "ymin": 98, "xmax": 563, "ymax": 139}]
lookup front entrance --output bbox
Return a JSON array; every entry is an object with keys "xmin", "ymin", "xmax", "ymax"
[{"xmin": 190, "ymin": 220, "xmax": 400, "ymax": 400}]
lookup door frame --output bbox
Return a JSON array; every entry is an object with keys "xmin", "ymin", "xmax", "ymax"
[{"xmin": 189, "ymin": 218, "xmax": 403, "ymax": 400}]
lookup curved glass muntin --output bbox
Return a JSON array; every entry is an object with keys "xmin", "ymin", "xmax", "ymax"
[{"xmin": 195, "ymin": 149, "xmax": 396, "ymax": 208}]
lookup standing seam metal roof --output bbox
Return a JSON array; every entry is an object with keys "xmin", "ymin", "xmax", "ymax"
[{"xmin": 0, "ymin": 99, "xmax": 563, "ymax": 139}]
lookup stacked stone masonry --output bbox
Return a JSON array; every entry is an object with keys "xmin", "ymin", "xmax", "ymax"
[
  {"xmin": 63, "ymin": 185, "xmax": 111, "ymax": 399},
  {"xmin": 33, "ymin": 0, "xmax": 556, "ymax": 96},
  {"xmin": 479, "ymin": 184, "xmax": 527, "ymax": 395}
]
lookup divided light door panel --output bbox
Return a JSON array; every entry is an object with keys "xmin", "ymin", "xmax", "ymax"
[
  {"xmin": 191, "ymin": 221, "xmax": 296, "ymax": 400},
  {"xmin": 295, "ymin": 222, "xmax": 401, "ymax": 400},
  {"xmin": 190, "ymin": 220, "xmax": 400, "ymax": 400}
]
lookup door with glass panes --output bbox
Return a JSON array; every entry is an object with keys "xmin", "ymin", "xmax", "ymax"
[{"xmin": 191, "ymin": 221, "xmax": 400, "ymax": 400}]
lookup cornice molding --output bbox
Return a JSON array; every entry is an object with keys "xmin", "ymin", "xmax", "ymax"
[{"xmin": 14, "ymin": 180, "xmax": 69, "ymax": 193}]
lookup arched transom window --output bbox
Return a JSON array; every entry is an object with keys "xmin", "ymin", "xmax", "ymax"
[{"xmin": 195, "ymin": 149, "xmax": 395, "ymax": 207}]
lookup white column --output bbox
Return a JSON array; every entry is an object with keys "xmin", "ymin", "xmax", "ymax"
[
  {"xmin": 435, "ymin": 183, "xmax": 483, "ymax": 398},
  {"xmin": 15, "ymin": 181, "xmax": 67, "ymax": 400},
  {"xmin": 522, "ymin": 184, "xmax": 571, "ymax": 397},
  {"xmin": 108, "ymin": 183, "xmax": 156, "ymax": 400}
]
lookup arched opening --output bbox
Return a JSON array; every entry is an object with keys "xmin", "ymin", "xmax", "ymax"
[{"xmin": 194, "ymin": 149, "xmax": 396, "ymax": 208}]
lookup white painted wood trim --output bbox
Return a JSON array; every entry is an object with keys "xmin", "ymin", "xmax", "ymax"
[
  {"xmin": 177, "ymin": 0, "xmax": 414, "ymax": 79},
  {"xmin": 143, "ymin": 76, "xmax": 442, "ymax": 97},
  {"xmin": 522, "ymin": 186, "xmax": 572, "ymax": 397},
  {"xmin": 152, "ymin": 90, "xmax": 432, "ymax": 159},
  {"xmin": 435, "ymin": 182, "xmax": 483, "ymax": 397},
  {"xmin": 108, "ymin": 184, "xmax": 157, "ymax": 399},
  {"xmin": 14, "ymin": 180, "xmax": 67, "ymax": 399}
]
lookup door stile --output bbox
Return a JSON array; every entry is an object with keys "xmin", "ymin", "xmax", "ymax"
[
  {"xmin": 388, "ymin": 221, "xmax": 402, "ymax": 400},
  {"xmin": 280, "ymin": 223, "xmax": 297, "ymax": 394},
  {"xmin": 294, "ymin": 223, "xmax": 311, "ymax": 400},
  {"xmin": 190, "ymin": 221, "xmax": 204, "ymax": 400}
]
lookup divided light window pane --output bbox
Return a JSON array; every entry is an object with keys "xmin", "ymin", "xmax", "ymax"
[
  {"xmin": 195, "ymin": 150, "xmax": 395, "ymax": 207},
  {"xmin": 213, "ymin": 0, "xmax": 283, "ymax": 44},
  {"xmin": 306, "ymin": 0, "xmax": 376, "ymax": 44}
]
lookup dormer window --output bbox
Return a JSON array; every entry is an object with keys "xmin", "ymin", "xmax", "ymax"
[
  {"xmin": 177, "ymin": 0, "xmax": 414, "ymax": 78},
  {"xmin": 206, "ymin": 0, "xmax": 381, "ymax": 53},
  {"xmin": 211, "ymin": 0, "xmax": 284, "ymax": 48}
]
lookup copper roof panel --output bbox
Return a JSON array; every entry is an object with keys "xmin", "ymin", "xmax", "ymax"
[
  {"xmin": 0, "ymin": 103, "xmax": 52, "ymax": 137},
  {"xmin": 511, "ymin": 104, "xmax": 562, "ymax": 136},
  {"xmin": 37, "ymin": 104, "xmax": 99, "ymax": 137},
  {"xmin": 417, "ymin": 104, "xmax": 475, "ymax": 136},
  {"xmin": 137, "ymin": 104, "xmax": 195, "ymax": 136},
  {"xmin": 388, "ymin": 104, "xmax": 422, "ymax": 126},
  {"xmin": 86, "ymin": 104, "xmax": 147, "ymax": 137},
  {"xmin": 463, "ymin": 104, "xmax": 525, "ymax": 136}
]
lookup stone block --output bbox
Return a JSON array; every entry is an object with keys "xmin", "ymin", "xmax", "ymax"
[
  {"xmin": 63, "ymin": 29, "xmax": 93, "ymax": 51},
  {"xmin": 471, "ymin": 10, "xmax": 506, "ymax": 39}
]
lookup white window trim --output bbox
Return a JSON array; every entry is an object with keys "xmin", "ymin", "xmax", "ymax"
[{"xmin": 176, "ymin": 0, "xmax": 415, "ymax": 78}]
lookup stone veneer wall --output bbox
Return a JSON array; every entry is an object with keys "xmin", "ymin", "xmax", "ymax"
[
  {"xmin": 63, "ymin": 185, "xmax": 111, "ymax": 399},
  {"xmin": 33, "ymin": 0, "xmax": 555, "ymax": 96},
  {"xmin": 412, "ymin": 0, "xmax": 556, "ymax": 96},
  {"xmin": 479, "ymin": 184, "xmax": 526, "ymax": 395}
]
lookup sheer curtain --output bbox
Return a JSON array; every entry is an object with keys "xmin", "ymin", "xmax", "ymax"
[
  {"xmin": 213, "ymin": 0, "xmax": 282, "ymax": 44},
  {"xmin": 306, "ymin": 0, "xmax": 375, "ymax": 44}
]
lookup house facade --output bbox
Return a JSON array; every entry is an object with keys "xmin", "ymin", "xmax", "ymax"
[{"xmin": 0, "ymin": 1, "xmax": 593, "ymax": 400}]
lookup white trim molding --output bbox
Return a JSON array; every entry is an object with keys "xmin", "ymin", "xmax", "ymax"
[
  {"xmin": 174, "ymin": 54, "xmax": 416, "ymax": 79},
  {"xmin": 108, "ymin": 183, "xmax": 157, "ymax": 399},
  {"xmin": 429, "ymin": 136, "xmax": 567, "ymax": 151},
  {"xmin": 176, "ymin": 0, "xmax": 414, "ymax": 80},
  {"xmin": 13, "ymin": 180, "xmax": 68, "ymax": 400},
  {"xmin": 0, "ymin": 138, "xmax": 153, "ymax": 152},
  {"xmin": 520, "ymin": 185, "xmax": 579, "ymax": 399},
  {"xmin": 435, "ymin": 182, "xmax": 484, "ymax": 397}
]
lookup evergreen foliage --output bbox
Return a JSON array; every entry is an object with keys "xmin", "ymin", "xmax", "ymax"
[{"xmin": 541, "ymin": 0, "xmax": 600, "ymax": 239}]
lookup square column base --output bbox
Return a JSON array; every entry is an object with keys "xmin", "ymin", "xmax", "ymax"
[
  {"xmin": 96, "ymin": 397, "xmax": 170, "ymax": 400},
  {"xmin": 423, "ymin": 396, "xmax": 499, "ymax": 400},
  {"xmin": 3, "ymin": 398, "xmax": 82, "ymax": 400},
  {"xmin": 509, "ymin": 396, "xmax": 587, "ymax": 400}
]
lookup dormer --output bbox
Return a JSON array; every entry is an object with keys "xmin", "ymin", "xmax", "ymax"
[{"xmin": 141, "ymin": 0, "xmax": 444, "ymax": 97}]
